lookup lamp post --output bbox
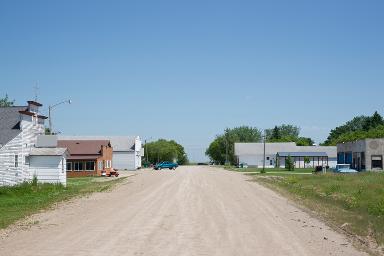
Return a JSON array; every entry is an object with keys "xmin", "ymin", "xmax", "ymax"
[{"xmin": 48, "ymin": 99, "xmax": 71, "ymax": 135}]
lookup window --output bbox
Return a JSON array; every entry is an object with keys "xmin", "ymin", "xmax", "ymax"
[
  {"xmin": 105, "ymin": 160, "xmax": 111, "ymax": 168},
  {"xmin": 270, "ymin": 160, "xmax": 273, "ymax": 165},
  {"xmin": 24, "ymin": 156, "xmax": 30, "ymax": 165},
  {"xmin": 86, "ymin": 161, "xmax": 95, "ymax": 171},
  {"xmin": 67, "ymin": 162, "xmax": 72, "ymax": 171},
  {"xmin": 98, "ymin": 161, "xmax": 103, "ymax": 170},
  {"xmin": 14, "ymin": 155, "xmax": 19, "ymax": 167},
  {"xmin": 266, "ymin": 157, "xmax": 270, "ymax": 160},
  {"xmin": 74, "ymin": 162, "xmax": 84, "ymax": 171},
  {"xmin": 372, "ymin": 155, "xmax": 383, "ymax": 169}
]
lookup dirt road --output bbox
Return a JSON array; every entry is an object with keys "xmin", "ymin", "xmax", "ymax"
[{"xmin": 0, "ymin": 166, "xmax": 366, "ymax": 256}]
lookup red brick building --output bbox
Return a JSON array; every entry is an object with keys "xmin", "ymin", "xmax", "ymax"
[{"xmin": 57, "ymin": 140, "xmax": 113, "ymax": 177}]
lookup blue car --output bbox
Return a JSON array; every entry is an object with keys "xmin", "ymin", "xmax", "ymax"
[
  {"xmin": 333, "ymin": 164, "xmax": 358, "ymax": 173},
  {"xmin": 154, "ymin": 161, "xmax": 178, "ymax": 170}
]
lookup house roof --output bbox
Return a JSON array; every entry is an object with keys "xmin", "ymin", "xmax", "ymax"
[
  {"xmin": 0, "ymin": 106, "xmax": 27, "ymax": 147},
  {"xmin": 58, "ymin": 136, "xmax": 138, "ymax": 152},
  {"xmin": 57, "ymin": 140, "xmax": 111, "ymax": 155},
  {"xmin": 277, "ymin": 152, "xmax": 328, "ymax": 157},
  {"xmin": 235, "ymin": 142, "xmax": 337, "ymax": 158},
  {"xmin": 30, "ymin": 147, "xmax": 69, "ymax": 156}
]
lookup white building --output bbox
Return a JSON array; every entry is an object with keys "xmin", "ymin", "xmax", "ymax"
[
  {"xmin": 58, "ymin": 136, "xmax": 143, "ymax": 170},
  {"xmin": 235, "ymin": 142, "xmax": 337, "ymax": 168},
  {"xmin": 0, "ymin": 101, "xmax": 68, "ymax": 186},
  {"xmin": 29, "ymin": 147, "xmax": 69, "ymax": 185}
]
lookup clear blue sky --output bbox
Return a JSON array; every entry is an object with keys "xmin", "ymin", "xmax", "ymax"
[{"xmin": 1, "ymin": 0, "xmax": 383, "ymax": 162}]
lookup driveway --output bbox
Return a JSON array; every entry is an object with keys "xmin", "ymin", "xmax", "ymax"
[{"xmin": 0, "ymin": 166, "xmax": 366, "ymax": 256}]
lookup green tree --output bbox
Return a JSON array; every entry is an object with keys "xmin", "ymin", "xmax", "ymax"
[
  {"xmin": 285, "ymin": 155, "xmax": 295, "ymax": 171},
  {"xmin": 324, "ymin": 112, "xmax": 384, "ymax": 145},
  {"xmin": 206, "ymin": 126, "xmax": 262, "ymax": 165},
  {"xmin": 145, "ymin": 139, "xmax": 188, "ymax": 165},
  {"xmin": 304, "ymin": 156, "xmax": 311, "ymax": 168},
  {"xmin": 296, "ymin": 137, "xmax": 314, "ymax": 146},
  {"xmin": 0, "ymin": 94, "xmax": 15, "ymax": 107},
  {"xmin": 266, "ymin": 124, "xmax": 300, "ymax": 142}
]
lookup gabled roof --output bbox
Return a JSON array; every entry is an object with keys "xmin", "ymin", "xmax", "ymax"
[
  {"xmin": 30, "ymin": 147, "xmax": 69, "ymax": 156},
  {"xmin": 57, "ymin": 140, "xmax": 111, "ymax": 155},
  {"xmin": 0, "ymin": 106, "xmax": 27, "ymax": 147},
  {"xmin": 58, "ymin": 136, "xmax": 138, "ymax": 152}
]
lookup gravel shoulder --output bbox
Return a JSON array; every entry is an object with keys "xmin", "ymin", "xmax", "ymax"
[{"xmin": 0, "ymin": 166, "xmax": 367, "ymax": 256}]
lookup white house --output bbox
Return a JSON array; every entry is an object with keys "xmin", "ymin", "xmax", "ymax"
[
  {"xmin": 58, "ymin": 136, "xmax": 143, "ymax": 170},
  {"xmin": 235, "ymin": 142, "xmax": 337, "ymax": 168},
  {"xmin": 0, "ymin": 100, "xmax": 68, "ymax": 186}
]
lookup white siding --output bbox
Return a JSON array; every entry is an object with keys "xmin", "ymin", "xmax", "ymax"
[
  {"xmin": 239, "ymin": 154, "xmax": 276, "ymax": 168},
  {"xmin": 29, "ymin": 156, "xmax": 66, "ymax": 186},
  {"xmin": 113, "ymin": 152, "xmax": 136, "ymax": 170},
  {"xmin": 0, "ymin": 117, "xmax": 44, "ymax": 186}
]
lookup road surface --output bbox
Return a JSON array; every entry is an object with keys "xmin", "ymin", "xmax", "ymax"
[{"xmin": 0, "ymin": 166, "xmax": 366, "ymax": 256}]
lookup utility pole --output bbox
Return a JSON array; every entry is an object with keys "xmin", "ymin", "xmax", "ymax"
[
  {"xmin": 263, "ymin": 131, "xmax": 266, "ymax": 173},
  {"xmin": 225, "ymin": 137, "xmax": 229, "ymax": 165}
]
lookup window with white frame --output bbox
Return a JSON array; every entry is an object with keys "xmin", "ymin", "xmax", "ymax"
[{"xmin": 98, "ymin": 160, "xmax": 103, "ymax": 170}]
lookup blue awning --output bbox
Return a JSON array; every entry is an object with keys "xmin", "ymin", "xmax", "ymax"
[{"xmin": 277, "ymin": 152, "xmax": 328, "ymax": 157}]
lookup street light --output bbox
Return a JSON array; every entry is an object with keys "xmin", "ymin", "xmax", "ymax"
[{"xmin": 48, "ymin": 99, "xmax": 71, "ymax": 134}]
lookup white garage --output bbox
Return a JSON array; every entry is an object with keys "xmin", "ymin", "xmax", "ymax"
[{"xmin": 29, "ymin": 147, "xmax": 69, "ymax": 186}]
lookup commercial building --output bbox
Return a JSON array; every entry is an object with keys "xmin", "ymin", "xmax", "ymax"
[
  {"xmin": 337, "ymin": 139, "xmax": 384, "ymax": 171},
  {"xmin": 234, "ymin": 142, "xmax": 337, "ymax": 168}
]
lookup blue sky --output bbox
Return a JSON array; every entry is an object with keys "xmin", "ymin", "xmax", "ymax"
[{"xmin": 1, "ymin": 0, "xmax": 383, "ymax": 161}]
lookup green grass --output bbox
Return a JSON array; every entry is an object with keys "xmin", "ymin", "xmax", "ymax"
[
  {"xmin": 254, "ymin": 172, "xmax": 384, "ymax": 247},
  {"xmin": 225, "ymin": 166, "xmax": 315, "ymax": 174},
  {"xmin": 0, "ymin": 176, "xmax": 127, "ymax": 229}
]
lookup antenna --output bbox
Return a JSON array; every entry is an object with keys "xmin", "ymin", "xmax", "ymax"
[{"xmin": 33, "ymin": 81, "xmax": 39, "ymax": 101}]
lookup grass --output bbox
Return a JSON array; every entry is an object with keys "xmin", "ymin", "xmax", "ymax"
[
  {"xmin": 0, "ymin": 176, "xmax": 127, "ymax": 229},
  {"xmin": 253, "ymin": 171, "xmax": 384, "ymax": 248},
  {"xmin": 225, "ymin": 166, "xmax": 315, "ymax": 174}
]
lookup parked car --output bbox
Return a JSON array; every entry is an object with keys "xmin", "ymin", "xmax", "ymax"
[
  {"xmin": 333, "ymin": 164, "xmax": 358, "ymax": 173},
  {"xmin": 238, "ymin": 162, "xmax": 248, "ymax": 169},
  {"xmin": 154, "ymin": 161, "xmax": 178, "ymax": 170}
]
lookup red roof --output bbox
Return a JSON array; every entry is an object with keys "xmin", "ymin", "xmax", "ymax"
[{"xmin": 57, "ymin": 140, "xmax": 111, "ymax": 156}]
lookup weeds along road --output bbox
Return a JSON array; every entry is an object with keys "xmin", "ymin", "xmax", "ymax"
[{"xmin": 0, "ymin": 166, "xmax": 366, "ymax": 256}]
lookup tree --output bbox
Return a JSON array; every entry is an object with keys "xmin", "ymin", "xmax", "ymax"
[
  {"xmin": 304, "ymin": 156, "xmax": 311, "ymax": 168},
  {"xmin": 206, "ymin": 126, "xmax": 262, "ymax": 165},
  {"xmin": 285, "ymin": 155, "xmax": 295, "ymax": 171},
  {"xmin": 323, "ymin": 111, "xmax": 384, "ymax": 145},
  {"xmin": 265, "ymin": 124, "xmax": 300, "ymax": 142},
  {"xmin": 0, "ymin": 94, "xmax": 14, "ymax": 107},
  {"xmin": 145, "ymin": 139, "xmax": 188, "ymax": 165},
  {"xmin": 296, "ymin": 137, "xmax": 314, "ymax": 146}
]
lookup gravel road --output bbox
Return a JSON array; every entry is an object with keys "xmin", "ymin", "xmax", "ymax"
[{"xmin": 0, "ymin": 166, "xmax": 366, "ymax": 256}]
